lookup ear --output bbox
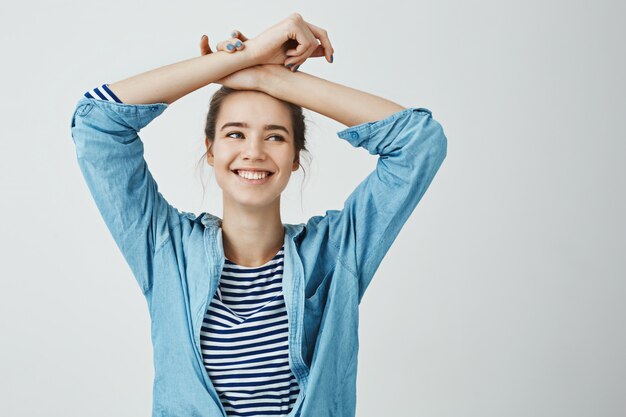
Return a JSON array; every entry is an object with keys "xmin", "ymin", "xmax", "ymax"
[
  {"xmin": 292, "ymin": 155, "xmax": 300, "ymax": 171},
  {"xmin": 205, "ymin": 137, "xmax": 214, "ymax": 166}
]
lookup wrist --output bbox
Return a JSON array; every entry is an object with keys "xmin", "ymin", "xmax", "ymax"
[
  {"xmin": 226, "ymin": 46, "xmax": 258, "ymax": 71},
  {"xmin": 257, "ymin": 64, "xmax": 291, "ymax": 95}
]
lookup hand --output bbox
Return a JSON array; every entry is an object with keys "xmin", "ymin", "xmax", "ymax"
[
  {"xmin": 200, "ymin": 34, "xmax": 286, "ymax": 91},
  {"xmin": 222, "ymin": 13, "xmax": 334, "ymax": 71}
]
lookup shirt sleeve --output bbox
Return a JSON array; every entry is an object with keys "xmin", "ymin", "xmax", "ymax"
[
  {"xmin": 306, "ymin": 107, "xmax": 448, "ymax": 304},
  {"xmin": 84, "ymin": 83, "xmax": 124, "ymax": 103},
  {"xmin": 70, "ymin": 91, "xmax": 181, "ymax": 295}
]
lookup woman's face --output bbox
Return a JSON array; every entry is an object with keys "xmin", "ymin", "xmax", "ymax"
[{"xmin": 206, "ymin": 90, "xmax": 299, "ymax": 209}]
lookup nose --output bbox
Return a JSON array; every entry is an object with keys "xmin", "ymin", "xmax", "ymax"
[{"xmin": 241, "ymin": 136, "xmax": 266, "ymax": 161}]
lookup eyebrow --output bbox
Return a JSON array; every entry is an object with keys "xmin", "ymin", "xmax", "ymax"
[{"xmin": 220, "ymin": 122, "xmax": 290, "ymax": 135}]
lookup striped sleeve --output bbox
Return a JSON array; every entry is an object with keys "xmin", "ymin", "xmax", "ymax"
[{"xmin": 84, "ymin": 83, "xmax": 123, "ymax": 103}]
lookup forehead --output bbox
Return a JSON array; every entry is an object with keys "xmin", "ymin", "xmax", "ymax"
[{"xmin": 217, "ymin": 91, "xmax": 291, "ymax": 128}]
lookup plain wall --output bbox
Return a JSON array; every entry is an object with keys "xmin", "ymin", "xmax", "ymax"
[{"xmin": 1, "ymin": 0, "xmax": 624, "ymax": 416}]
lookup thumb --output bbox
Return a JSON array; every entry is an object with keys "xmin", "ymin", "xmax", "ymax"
[{"xmin": 200, "ymin": 35, "xmax": 213, "ymax": 55}]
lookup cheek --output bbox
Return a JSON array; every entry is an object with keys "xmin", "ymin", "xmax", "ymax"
[{"xmin": 210, "ymin": 144, "xmax": 233, "ymax": 166}]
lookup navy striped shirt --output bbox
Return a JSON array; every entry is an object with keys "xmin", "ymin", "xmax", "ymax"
[
  {"xmin": 83, "ymin": 84, "xmax": 300, "ymax": 416},
  {"xmin": 201, "ymin": 245, "xmax": 300, "ymax": 416},
  {"xmin": 84, "ymin": 83, "xmax": 122, "ymax": 103}
]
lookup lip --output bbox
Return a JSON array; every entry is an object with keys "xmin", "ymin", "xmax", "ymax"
[
  {"xmin": 232, "ymin": 169, "xmax": 274, "ymax": 185},
  {"xmin": 231, "ymin": 168, "xmax": 275, "ymax": 173}
]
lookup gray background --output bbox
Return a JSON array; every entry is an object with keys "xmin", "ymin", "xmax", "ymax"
[{"xmin": 1, "ymin": 0, "xmax": 624, "ymax": 416}]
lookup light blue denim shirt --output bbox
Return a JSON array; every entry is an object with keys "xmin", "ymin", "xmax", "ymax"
[{"xmin": 70, "ymin": 96, "xmax": 447, "ymax": 417}]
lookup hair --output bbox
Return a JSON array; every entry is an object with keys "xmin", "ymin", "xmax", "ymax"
[{"xmin": 195, "ymin": 86, "xmax": 311, "ymax": 210}]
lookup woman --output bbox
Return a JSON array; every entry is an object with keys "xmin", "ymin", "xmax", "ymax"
[{"xmin": 70, "ymin": 12, "xmax": 447, "ymax": 417}]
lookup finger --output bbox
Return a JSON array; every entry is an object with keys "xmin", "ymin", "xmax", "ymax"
[
  {"xmin": 216, "ymin": 38, "xmax": 243, "ymax": 53},
  {"xmin": 308, "ymin": 44, "xmax": 327, "ymax": 58},
  {"xmin": 293, "ymin": 42, "xmax": 319, "ymax": 70},
  {"xmin": 283, "ymin": 19, "xmax": 318, "ymax": 58},
  {"xmin": 305, "ymin": 22, "xmax": 334, "ymax": 63},
  {"xmin": 284, "ymin": 36, "xmax": 315, "ymax": 58},
  {"xmin": 200, "ymin": 35, "xmax": 213, "ymax": 55},
  {"xmin": 285, "ymin": 39, "xmax": 319, "ymax": 70},
  {"xmin": 285, "ymin": 38, "xmax": 328, "ymax": 66},
  {"xmin": 233, "ymin": 38, "xmax": 245, "ymax": 51},
  {"xmin": 230, "ymin": 29, "xmax": 249, "ymax": 42}
]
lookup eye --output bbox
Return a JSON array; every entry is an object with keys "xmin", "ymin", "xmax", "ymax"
[
  {"xmin": 226, "ymin": 131, "xmax": 243, "ymax": 139},
  {"xmin": 226, "ymin": 131, "xmax": 285, "ymax": 142}
]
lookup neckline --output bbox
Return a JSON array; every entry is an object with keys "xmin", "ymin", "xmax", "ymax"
[
  {"xmin": 199, "ymin": 213, "xmax": 305, "ymax": 240},
  {"xmin": 224, "ymin": 245, "xmax": 285, "ymax": 268}
]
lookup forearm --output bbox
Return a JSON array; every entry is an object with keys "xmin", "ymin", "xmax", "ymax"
[
  {"xmin": 260, "ymin": 67, "xmax": 405, "ymax": 127},
  {"xmin": 108, "ymin": 49, "xmax": 257, "ymax": 105}
]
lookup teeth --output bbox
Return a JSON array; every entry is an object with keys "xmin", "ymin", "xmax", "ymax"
[{"xmin": 237, "ymin": 170, "xmax": 270, "ymax": 180}]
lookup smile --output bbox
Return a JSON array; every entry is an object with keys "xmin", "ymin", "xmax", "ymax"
[{"xmin": 231, "ymin": 169, "xmax": 274, "ymax": 185}]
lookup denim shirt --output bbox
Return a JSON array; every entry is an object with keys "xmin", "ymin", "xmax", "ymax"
[{"xmin": 70, "ymin": 96, "xmax": 447, "ymax": 417}]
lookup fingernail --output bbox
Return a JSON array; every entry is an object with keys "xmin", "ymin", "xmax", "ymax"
[
  {"xmin": 227, "ymin": 44, "xmax": 234, "ymax": 51},
  {"xmin": 286, "ymin": 64, "xmax": 293, "ymax": 68},
  {"xmin": 294, "ymin": 65, "xmax": 300, "ymax": 72},
  {"xmin": 330, "ymin": 54, "xmax": 334, "ymax": 63},
  {"xmin": 235, "ymin": 40, "xmax": 242, "ymax": 48},
  {"xmin": 231, "ymin": 31, "xmax": 237, "ymax": 37}
]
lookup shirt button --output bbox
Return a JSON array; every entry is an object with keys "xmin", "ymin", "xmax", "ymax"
[{"xmin": 350, "ymin": 131, "xmax": 360, "ymax": 140}]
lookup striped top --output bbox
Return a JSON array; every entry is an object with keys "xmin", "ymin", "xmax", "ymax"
[
  {"xmin": 84, "ymin": 83, "xmax": 122, "ymax": 103},
  {"xmin": 200, "ymin": 245, "xmax": 300, "ymax": 416},
  {"xmin": 82, "ymin": 84, "xmax": 300, "ymax": 415}
]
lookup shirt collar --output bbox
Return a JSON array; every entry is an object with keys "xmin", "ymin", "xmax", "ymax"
[{"xmin": 200, "ymin": 212, "xmax": 305, "ymax": 240}]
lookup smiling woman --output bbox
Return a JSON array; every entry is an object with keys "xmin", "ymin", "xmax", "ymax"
[
  {"xmin": 205, "ymin": 90, "xmax": 303, "ymax": 229},
  {"xmin": 69, "ymin": 12, "xmax": 447, "ymax": 417}
]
